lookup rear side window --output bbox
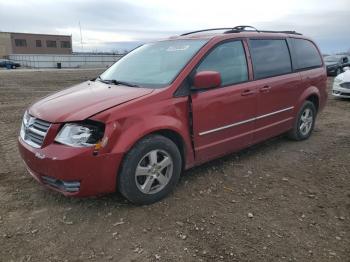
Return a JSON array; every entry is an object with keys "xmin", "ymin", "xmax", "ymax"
[
  {"xmin": 197, "ymin": 41, "xmax": 248, "ymax": 86},
  {"xmin": 249, "ymin": 39, "xmax": 292, "ymax": 79},
  {"xmin": 292, "ymin": 38, "xmax": 322, "ymax": 70}
]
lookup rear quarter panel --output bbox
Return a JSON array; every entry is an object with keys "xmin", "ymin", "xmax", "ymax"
[
  {"xmin": 289, "ymin": 36, "xmax": 327, "ymax": 112},
  {"xmin": 297, "ymin": 67, "xmax": 327, "ymax": 112}
]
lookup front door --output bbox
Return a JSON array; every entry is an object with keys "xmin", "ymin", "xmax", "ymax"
[{"xmin": 190, "ymin": 40, "xmax": 257, "ymax": 163}]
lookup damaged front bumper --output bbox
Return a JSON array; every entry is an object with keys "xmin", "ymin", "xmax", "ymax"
[{"xmin": 18, "ymin": 136, "xmax": 122, "ymax": 197}]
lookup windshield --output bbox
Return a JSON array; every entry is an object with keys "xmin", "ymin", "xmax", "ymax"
[
  {"xmin": 99, "ymin": 39, "xmax": 208, "ymax": 88},
  {"xmin": 324, "ymin": 56, "xmax": 340, "ymax": 62}
]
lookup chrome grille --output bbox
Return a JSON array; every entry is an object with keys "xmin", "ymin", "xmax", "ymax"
[{"xmin": 21, "ymin": 114, "xmax": 51, "ymax": 148}]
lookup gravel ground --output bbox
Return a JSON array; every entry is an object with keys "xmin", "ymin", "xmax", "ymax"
[{"xmin": 0, "ymin": 69, "xmax": 349, "ymax": 262}]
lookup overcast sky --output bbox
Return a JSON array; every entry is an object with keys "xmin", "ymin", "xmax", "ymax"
[{"xmin": 0, "ymin": 0, "xmax": 349, "ymax": 53}]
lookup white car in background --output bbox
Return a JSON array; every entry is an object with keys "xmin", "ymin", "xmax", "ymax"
[{"xmin": 333, "ymin": 67, "xmax": 350, "ymax": 98}]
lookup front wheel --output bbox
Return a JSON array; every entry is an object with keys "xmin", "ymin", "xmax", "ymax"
[
  {"xmin": 118, "ymin": 135, "xmax": 182, "ymax": 205},
  {"xmin": 287, "ymin": 101, "xmax": 317, "ymax": 141},
  {"xmin": 336, "ymin": 67, "xmax": 342, "ymax": 76}
]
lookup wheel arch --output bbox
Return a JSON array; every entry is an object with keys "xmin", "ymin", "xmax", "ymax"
[
  {"xmin": 154, "ymin": 129, "xmax": 187, "ymax": 170},
  {"xmin": 110, "ymin": 117, "xmax": 195, "ymax": 171},
  {"xmin": 118, "ymin": 129, "xmax": 188, "ymax": 171},
  {"xmin": 306, "ymin": 94, "xmax": 319, "ymax": 112},
  {"xmin": 297, "ymin": 86, "xmax": 320, "ymax": 114}
]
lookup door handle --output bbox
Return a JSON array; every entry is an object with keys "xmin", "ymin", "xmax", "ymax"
[
  {"xmin": 259, "ymin": 85, "xmax": 271, "ymax": 93},
  {"xmin": 241, "ymin": 89, "xmax": 255, "ymax": 96}
]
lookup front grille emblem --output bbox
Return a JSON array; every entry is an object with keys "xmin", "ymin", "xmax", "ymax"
[
  {"xmin": 21, "ymin": 115, "xmax": 51, "ymax": 148},
  {"xmin": 24, "ymin": 116, "xmax": 34, "ymax": 129}
]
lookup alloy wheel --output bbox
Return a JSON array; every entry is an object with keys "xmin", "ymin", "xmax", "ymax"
[
  {"xmin": 299, "ymin": 108, "xmax": 313, "ymax": 136},
  {"xmin": 135, "ymin": 149, "xmax": 173, "ymax": 194}
]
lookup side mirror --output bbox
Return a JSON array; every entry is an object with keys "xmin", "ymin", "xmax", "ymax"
[
  {"xmin": 193, "ymin": 71, "xmax": 221, "ymax": 89},
  {"xmin": 343, "ymin": 66, "xmax": 350, "ymax": 71}
]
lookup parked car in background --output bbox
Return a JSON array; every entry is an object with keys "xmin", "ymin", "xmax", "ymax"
[
  {"xmin": 324, "ymin": 55, "xmax": 349, "ymax": 76},
  {"xmin": 18, "ymin": 26, "xmax": 327, "ymax": 204},
  {"xmin": 0, "ymin": 59, "xmax": 21, "ymax": 69},
  {"xmin": 333, "ymin": 67, "xmax": 350, "ymax": 98}
]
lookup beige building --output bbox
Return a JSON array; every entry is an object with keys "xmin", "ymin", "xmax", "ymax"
[{"xmin": 0, "ymin": 32, "xmax": 72, "ymax": 58}]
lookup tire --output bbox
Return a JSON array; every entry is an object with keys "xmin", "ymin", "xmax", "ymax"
[
  {"xmin": 287, "ymin": 101, "xmax": 317, "ymax": 141},
  {"xmin": 11, "ymin": 65, "xmax": 16, "ymax": 69},
  {"xmin": 336, "ymin": 67, "xmax": 342, "ymax": 76},
  {"xmin": 118, "ymin": 135, "xmax": 182, "ymax": 205}
]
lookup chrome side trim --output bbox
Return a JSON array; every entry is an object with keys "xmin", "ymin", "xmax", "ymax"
[
  {"xmin": 199, "ymin": 117, "xmax": 255, "ymax": 136},
  {"xmin": 255, "ymin": 106, "xmax": 294, "ymax": 120},
  {"xmin": 199, "ymin": 106, "xmax": 294, "ymax": 136}
]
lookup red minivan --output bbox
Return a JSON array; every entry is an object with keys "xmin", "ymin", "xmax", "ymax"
[{"xmin": 18, "ymin": 26, "xmax": 327, "ymax": 204}]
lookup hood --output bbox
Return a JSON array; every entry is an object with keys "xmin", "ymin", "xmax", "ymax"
[
  {"xmin": 29, "ymin": 81, "xmax": 154, "ymax": 123},
  {"xmin": 335, "ymin": 70, "xmax": 350, "ymax": 82}
]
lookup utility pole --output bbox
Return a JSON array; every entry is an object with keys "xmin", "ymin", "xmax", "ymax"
[{"xmin": 79, "ymin": 21, "xmax": 84, "ymax": 52}]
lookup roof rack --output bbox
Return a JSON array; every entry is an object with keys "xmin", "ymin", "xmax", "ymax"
[
  {"xmin": 180, "ymin": 28, "xmax": 233, "ymax": 36},
  {"xmin": 257, "ymin": 30, "xmax": 302, "ymax": 35},
  {"xmin": 225, "ymin": 25, "xmax": 260, "ymax": 33},
  {"xmin": 180, "ymin": 25, "xmax": 302, "ymax": 36}
]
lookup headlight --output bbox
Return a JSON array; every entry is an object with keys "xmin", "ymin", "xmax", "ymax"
[
  {"xmin": 20, "ymin": 111, "xmax": 28, "ymax": 138},
  {"xmin": 55, "ymin": 122, "xmax": 104, "ymax": 147},
  {"xmin": 334, "ymin": 77, "xmax": 343, "ymax": 84}
]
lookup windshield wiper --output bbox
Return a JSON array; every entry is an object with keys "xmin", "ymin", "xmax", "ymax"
[{"xmin": 96, "ymin": 76, "xmax": 139, "ymax": 87}]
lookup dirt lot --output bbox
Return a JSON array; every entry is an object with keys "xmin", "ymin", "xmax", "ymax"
[{"xmin": 0, "ymin": 69, "xmax": 349, "ymax": 262}]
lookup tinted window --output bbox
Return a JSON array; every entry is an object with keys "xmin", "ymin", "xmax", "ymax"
[
  {"xmin": 292, "ymin": 38, "xmax": 322, "ymax": 70},
  {"xmin": 197, "ymin": 41, "xmax": 248, "ymax": 86},
  {"xmin": 250, "ymin": 39, "xmax": 292, "ymax": 79},
  {"xmin": 36, "ymin": 40, "xmax": 42, "ymax": 47}
]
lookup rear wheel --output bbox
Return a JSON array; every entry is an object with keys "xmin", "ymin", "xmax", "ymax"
[
  {"xmin": 11, "ymin": 65, "xmax": 16, "ymax": 69},
  {"xmin": 288, "ymin": 101, "xmax": 316, "ymax": 141},
  {"xmin": 118, "ymin": 135, "xmax": 182, "ymax": 205}
]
